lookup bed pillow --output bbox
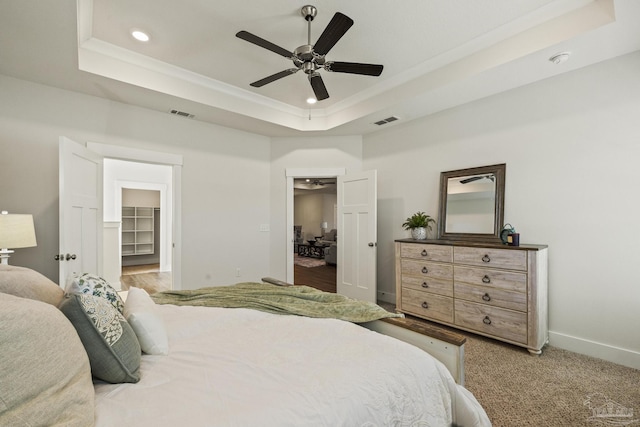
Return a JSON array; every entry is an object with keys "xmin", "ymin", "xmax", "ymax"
[
  {"xmin": 123, "ymin": 287, "xmax": 169, "ymax": 355},
  {"xmin": 0, "ymin": 264, "xmax": 63, "ymax": 306},
  {"xmin": 0, "ymin": 293, "xmax": 94, "ymax": 426},
  {"xmin": 65, "ymin": 272, "xmax": 124, "ymax": 313},
  {"xmin": 59, "ymin": 293, "xmax": 141, "ymax": 383}
]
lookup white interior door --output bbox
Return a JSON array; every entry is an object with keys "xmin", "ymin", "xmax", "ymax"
[
  {"xmin": 337, "ymin": 170, "xmax": 377, "ymax": 303},
  {"xmin": 58, "ymin": 137, "xmax": 103, "ymax": 286}
]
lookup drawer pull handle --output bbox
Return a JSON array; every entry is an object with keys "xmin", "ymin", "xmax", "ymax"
[
  {"xmin": 421, "ymin": 267, "xmax": 428, "ymax": 274},
  {"xmin": 482, "ymin": 275, "xmax": 491, "ymax": 283},
  {"xmin": 483, "ymin": 316, "xmax": 492, "ymax": 325},
  {"xmin": 421, "ymin": 302, "xmax": 429, "ymax": 309},
  {"xmin": 421, "ymin": 282, "xmax": 429, "ymax": 288},
  {"xmin": 482, "ymin": 254, "xmax": 491, "ymax": 263},
  {"xmin": 482, "ymin": 293, "xmax": 491, "ymax": 302},
  {"xmin": 421, "ymin": 250, "xmax": 428, "ymax": 257}
]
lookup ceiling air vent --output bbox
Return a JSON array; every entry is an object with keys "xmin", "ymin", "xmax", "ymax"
[
  {"xmin": 374, "ymin": 116, "xmax": 399, "ymax": 126},
  {"xmin": 169, "ymin": 109, "xmax": 195, "ymax": 119}
]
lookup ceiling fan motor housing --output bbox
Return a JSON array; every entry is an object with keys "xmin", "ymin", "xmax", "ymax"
[{"xmin": 301, "ymin": 5, "xmax": 317, "ymax": 21}]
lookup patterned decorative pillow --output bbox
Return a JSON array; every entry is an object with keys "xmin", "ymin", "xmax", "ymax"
[
  {"xmin": 59, "ymin": 293, "xmax": 141, "ymax": 383},
  {"xmin": 65, "ymin": 272, "xmax": 124, "ymax": 313}
]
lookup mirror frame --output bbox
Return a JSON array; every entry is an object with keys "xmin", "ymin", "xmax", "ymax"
[{"xmin": 437, "ymin": 163, "xmax": 506, "ymax": 243}]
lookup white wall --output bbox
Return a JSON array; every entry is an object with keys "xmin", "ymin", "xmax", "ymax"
[
  {"xmin": 122, "ymin": 189, "xmax": 161, "ymax": 208},
  {"xmin": 269, "ymin": 137, "xmax": 362, "ymax": 279},
  {"xmin": 0, "ymin": 75, "xmax": 271, "ymax": 288},
  {"xmin": 2, "ymin": 51, "xmax": 639, "ymax": 369},
  {"xmin": 363, "ymin": 52, "xmax": 640, "ymax": 369},
  {"xmin": 294, "ymin": 193, "xmax": 324, "ymax": 241},
  {"xmin": 294, "ymin": 192, "xmax": 337, "ymax": 240}
]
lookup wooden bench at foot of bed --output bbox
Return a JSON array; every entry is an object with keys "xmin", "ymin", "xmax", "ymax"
[{"xmin": 261, "ymin": 277, "xmax": 466, "ymax": 385}]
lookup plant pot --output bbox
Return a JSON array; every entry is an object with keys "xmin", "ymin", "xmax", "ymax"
[{"xmin": 410, "ymin": 227, "xmax": 427, "ymax": 240}]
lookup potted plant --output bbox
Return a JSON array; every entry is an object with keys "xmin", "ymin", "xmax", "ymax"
[{"xmin": 402, "ymin": 211, "xmax": 436, "ymax": 240}]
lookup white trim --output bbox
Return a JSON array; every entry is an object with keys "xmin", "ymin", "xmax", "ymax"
[
  {"xmin": 87, "ymin": 142, "xmax": 183, "ymax": 166},
  {"xmin": 377, "ymin": 291, "xmax": 396, "ymax": 305},
  {"xmin": 285, "ymin": 168, "xmax": 346, "ymax": 283},
  {"xmin": 103, "ymin": 221, "xmax": 121, "ymax": 290},
  {"xmin": 549, "ymin": 331, "xmax": 640, "ymax": 370},
  {"xmin": 286, "ymin": 168, "xmax": 345, "ymax": 178},
  {"xmin": 87, "ymin": 142, "xmax": 182, "ymax": 290}
]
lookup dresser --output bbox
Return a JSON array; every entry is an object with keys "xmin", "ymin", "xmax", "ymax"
[{"xmin": 395, "ymin": 239, "xmax": 548, "ymax": 354}]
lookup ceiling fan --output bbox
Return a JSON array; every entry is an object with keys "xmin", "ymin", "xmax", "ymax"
[
  {"xmin": 460, "ymin": 174, "xmax": 495, "ymax": 184},
  {"xmin": 308, "ymin": 179, "xmax": 336, "ymax": 186},
  {"xmin": 236, "ymin": 5, "xmax": 384, "ymax": 101}
]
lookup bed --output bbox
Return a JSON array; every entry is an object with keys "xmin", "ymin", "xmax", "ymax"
[{"xmin": 0, "ymin": 265, "xmax": 490, "ymax": 427}]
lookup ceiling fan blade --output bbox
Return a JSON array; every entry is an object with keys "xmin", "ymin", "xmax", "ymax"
[
  {"xmin": 326, "ymin": 61, "xmax": 383, "ymax": 76},
  {"xmin": 313, "ymin": 12, "xmax": 354, "ymax": 56},
  {"xmin": 309, "ymin": 73, "xmax": 329, "ymax": 101},
  {"xmin": 236, "ymin": 30, "xmax": 293, "ymax": 58},
  {"xmin": 250, "ymin": 69, "xmax": 299, "ymax": 88},
  {"xmin": 460, "ymin": 176, "xmax": 484, "ymax": 184}
]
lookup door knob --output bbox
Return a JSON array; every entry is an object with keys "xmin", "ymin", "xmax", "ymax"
[
  {"xmin": 65, "ymin": 253, "xmax": 77, "ymax": 261},
  {"xmin": 368, "ymin": 242, "xmax": 375, "ymax": 247},
  {"xmin": 54, "ymin": 254, "xmax": 64, "ymax": 261}
]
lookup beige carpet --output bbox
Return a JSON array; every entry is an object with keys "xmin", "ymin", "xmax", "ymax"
[{"xmin": 462, "ymin": 332, "xmax": 640, "ymax": 426}]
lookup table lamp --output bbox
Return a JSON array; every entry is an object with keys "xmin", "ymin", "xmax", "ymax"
[{"xmin": 0, "ymin": 211, "xmax": 37, "ymax": 265}]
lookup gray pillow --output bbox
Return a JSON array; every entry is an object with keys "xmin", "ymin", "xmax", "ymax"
[
  {"xmin": 0, "ymin": 264, "xmax": 63, "ymax": 306},
  {"xmin": 59, "ymin": 293, "xmax": 141, "ymax": 383},
  {"xmin": 0, "ymin": 293, "xmax": 94, "ymax": 426}
]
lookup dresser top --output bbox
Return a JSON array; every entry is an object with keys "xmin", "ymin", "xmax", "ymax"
[{"xmin": 395, "ymin": 238, "xmax": 547, "ymax": 251}]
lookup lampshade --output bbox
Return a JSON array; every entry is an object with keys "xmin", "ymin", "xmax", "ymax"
[
  {"xmin": 321, "ymin": 222, "xmax": 328, "ymax": 230},
  {"xmin": 0, "ymin": 213, "xmax": 37, "ymax": 249}
]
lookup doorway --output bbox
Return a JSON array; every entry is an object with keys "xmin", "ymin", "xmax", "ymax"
[
  {"xmin": 293, "ymin": 177, "xmax": 337, "ymax": 292},
  {"xmin": 119, "ymin": 189, "xmax": 172, "ymax": 293},
  {"xmin": 89, "ymin": 142, "xmax": 183, "ymax": 290},
  {"xmin": 285, "ymin": 168, "xmax": 345, "ymax": 285}
]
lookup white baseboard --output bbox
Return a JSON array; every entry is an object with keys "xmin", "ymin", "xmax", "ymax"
[
  {"xmin": 377, "ymin": 291, "xmax": 396, "ymax": 305},
  {"xmin": 549, "ymin": 331, "xmax": 640, "ymax": 370}
]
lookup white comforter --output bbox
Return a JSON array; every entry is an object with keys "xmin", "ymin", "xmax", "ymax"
[{"xmin": 95, "ymin": 304, "xmax": 490, "ymax": 426}]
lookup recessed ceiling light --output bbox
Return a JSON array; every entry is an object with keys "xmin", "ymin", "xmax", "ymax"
[
  {"xmin": 306, "ymin": 97, "xmax": 317, "ymax": 104},
  {"xmin": 131, "ymin": 30, "xmax": 150, "ymax": 42}
]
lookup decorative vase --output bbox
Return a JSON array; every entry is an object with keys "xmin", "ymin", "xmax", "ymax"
[{"xmin": 411, "ymin": 227, "xmax": 427, "ymax": 240}]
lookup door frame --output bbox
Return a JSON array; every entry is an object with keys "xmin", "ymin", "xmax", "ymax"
[
  {"xmin": 87, "ymin": 142, "xmax": 183, "ymax": 290},
  {"xmin": 285, "ymin": 168, "xmax": 345, "ymax": 284}
]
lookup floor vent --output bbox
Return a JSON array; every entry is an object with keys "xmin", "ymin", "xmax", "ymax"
[
  {"xmin": 374, "ymin": 116, "xmax": 399, "ymax": 126},
  {"xmin": 169, "ymin": 109, "xmax": 195, "ymax": 119}
]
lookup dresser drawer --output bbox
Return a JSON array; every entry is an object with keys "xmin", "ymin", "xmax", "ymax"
[
  {"xmin": 454, "ymin": 282, "xmax": 527, "ymax": 312},
  {"xmin": 401, "ymin": 288, "xmax": 453, "ymax": 323},
  {"xmin": 455, "ymin": 300, "xmax": 527, "ymax": 344},
  {"xmin": 402, "ymin": 276, "xmax": 453, "ymax": 297},
  {"xmin": 454, "ymin": 265, "xmax": 526, "ymax": 293},
  {"xmin": 401, "ymin": 259, "xmax": 453, "ymax": 280},
  {"xmin": 454, "ymin": 247, "xmax": 527, "ymax": 271},
  {"xmin": 400, "ymin": 243, "xmax": 453, "ymax": 263}
]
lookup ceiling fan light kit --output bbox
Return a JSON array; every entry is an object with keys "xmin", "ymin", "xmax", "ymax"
[{"xmin": 236, "ymin": 5, "xmax": 384, "ymax": 102}]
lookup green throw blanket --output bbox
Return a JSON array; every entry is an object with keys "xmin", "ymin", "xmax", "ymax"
[{"xmin": 151, "ymin": 282, "xmax": 403, "ymax": 323}]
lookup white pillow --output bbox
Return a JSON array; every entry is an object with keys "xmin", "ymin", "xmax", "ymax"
[{"xmin": 123, "ymin": 287, "xmax": 169, "ymax": 355}]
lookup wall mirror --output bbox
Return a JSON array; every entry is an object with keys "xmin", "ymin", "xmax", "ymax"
[{"xmin": 438, "ymin": 163, "xmax": 505, "ymax": 243}]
